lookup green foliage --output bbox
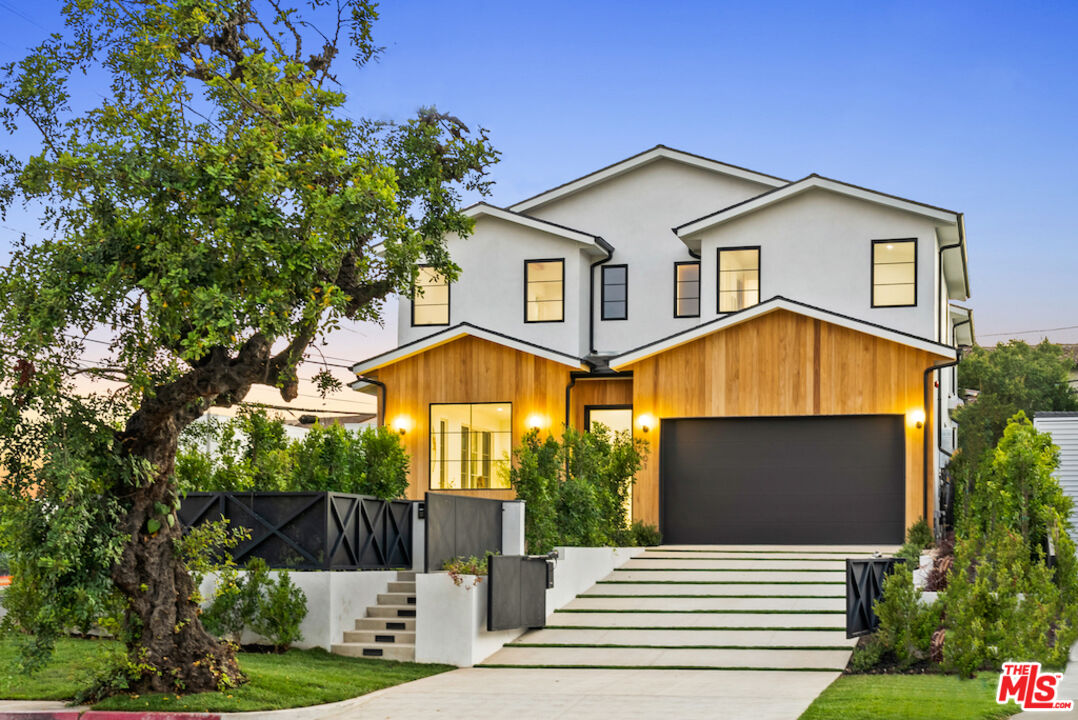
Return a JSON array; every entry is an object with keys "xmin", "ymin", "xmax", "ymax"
[
  {"xmin": 873, "ymin": 563, "xmax": 941, "ymax": 669},
  {"xmin": 628, "ymin": 521, "xmax": 662, "ymax": 547},
  {"xmin": 954, "ymin": 341, "xmax": 1078, "ymax": 469},
  {"xmin": 177, "ymin": 411, "xmax": 409, "ymax": 498},
  {"xmin": 250, "ymin": 571, "xmax": 306, "ymax": 652},
  {"xmin": 508, "ymin": 427, "xmax": 650, "ymax": 554},
  {"xmin": 177, "ymin": 519, "xmax": 251, "ymax": 590},
  {"xmin": 906, "ymin": 518, "xmax": 935, "ymax": 550},
  {"xmin": 443, "ymin": 554, "xmax": 492, "ymax": 588},
  {"xmin": 201, "ymin": 566, "xmax": 252, "ymax": 644}
]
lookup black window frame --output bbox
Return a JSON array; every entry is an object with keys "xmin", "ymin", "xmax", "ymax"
[
  {"xmin": 673, "ymin": 261, "xmax": 701, "ymax": 318},
  {"xmin": 870, "ymin": 238, "xmax": 918, "ymax": 309},
  {"xmin": 524, "ymin": 258, "xmax": 566, "ymax": 324},
  {"xmin": 600, "ymin": 264, "xmax": 628, "ymax": 321},
  {"xmin": 717, "ymin": 246, "xmax": 761, "ymax": 314},
  {"xmin": 428, "ymin": 401, "xmax": 513, "ymax": 491},
  {"xmin": 584, "ymin": 404, "xmax": 634, "ymax": 433},
  {"xmin": 411, "ymin": 263, "xmax": 451, "ymax": 327}
]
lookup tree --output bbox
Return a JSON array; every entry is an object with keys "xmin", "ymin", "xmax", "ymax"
[
  {"xmin": 954, "ymin": 341, "xmax": 1078, "ymax": 467},
  {"xmin": 0, "ymin": 0, "xmax": 496, "ymax": 695}
]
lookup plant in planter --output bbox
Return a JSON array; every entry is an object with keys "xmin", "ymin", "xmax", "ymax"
[{"xmin": 443, "ymin": 554, "xmax": 491, "ymax": 589}]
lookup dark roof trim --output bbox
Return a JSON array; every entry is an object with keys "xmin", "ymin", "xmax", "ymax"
[
  {"xmin": 462, "ymin": 202, "xmax": 604, "ymax": 240},
  {"xmin": 1035, "ymin": 412, "xmax": 1078, "ymax": 418}
]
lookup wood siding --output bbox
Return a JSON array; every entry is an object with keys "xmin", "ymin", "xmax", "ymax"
[
  {"xmin": 623, "ymin": 309, "xmax": 948, "ymax": 530},
  {"xmin": 571, "ymin": 377, "xmax": 634, "ymax": 429}
]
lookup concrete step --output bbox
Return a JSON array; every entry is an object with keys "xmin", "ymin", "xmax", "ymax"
[
  {"xmin": 654, "ymin": 545, "xmax": 900, "ymax": 554},
  {"xmin": 343, "ymin": 629, "xmax": 416, "ymax": 644},
  {"xmin": 513, "ymin": 628, "xmax": 856, "ymax": 648},
  {"xmin": 331, "ymin": 642, "xmax": 415, "ymax": 661},
  {"xmin": 355, "ymin": 617, "xmax": 416, "ymax": 631},
  {"xmin": 620, "ymin": 558, "xmax": 845, "ymax": 571},
  {"xmin": 564, "ymin": 596, "xmax": 844, "ymax": 612},
  {"xmin": 605, "ymin": 570, "xmax": 847, "ymax": 584},
  {"xmin": 549, "ymin": 611, "xmax": 845, "ymax": 629},
  {"xmin": 480, "ymin": 645, "xmax": 850, "ymax": 670},
  {"xmin": 377, "ymin": 592, "xmax": 417, "ymax": 606},
  {"xmin": 397, "ymin": 570, "xmax": 417, "ymax": 581},
  {"xmin": 388, "ymin": 581, "xmax": 417, "ymax": 593},
  {"xmin": 586, "ymin": 582, "xmax": 843, "ymax": 597},
  {"xmin": 367, "ymin": 604, "xmax": 418, "ymax": 618}
]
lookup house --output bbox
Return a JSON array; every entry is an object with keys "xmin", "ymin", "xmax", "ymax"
[
  {"xmin": 350, "ymin": 145, "xmax": 974, "ymax": 544},
  {"xmin": 1033, "ymin": 412, "xmax": 1078, "ymax": 543}
]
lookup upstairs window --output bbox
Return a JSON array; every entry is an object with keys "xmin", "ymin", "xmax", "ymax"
[
  {"xmin": 718, "ymin": 247, "xmax": 760, "ymax": 312},
  {"xmin": 525, "ymin": 259, "xmax": 564, "ymax": 322},
  {"xmin": 674, "ymin": 261, "xmax": 700, "ymax": 317},
  {"xmin": 872, "ymin": 239, "xmax": 917, "ymax": 307},
  {"xmin": 601, "ymin": 264, "xmax": 628, "ymax": 320},
  {"xmin": 412, "ymin": 266, "xmax": 449, "ymax": 326}
]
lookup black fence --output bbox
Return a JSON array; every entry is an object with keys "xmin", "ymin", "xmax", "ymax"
[
  {"xmin": 424, "ymin": 492, "xmax": 503, "ymax": 573},
  {"xmin": 488, "ymin": 554, "xmax": 551, "ymax": 631},
  {"xmin": 846, "ymin": 556, "xmax": 904, "ymax": 638},
  {"xmin": 179, "ymin": 492, "xmax": 413, "ymax": 571}
]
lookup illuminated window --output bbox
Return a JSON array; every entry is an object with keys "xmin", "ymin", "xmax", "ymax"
[
  {"xmin": 872, "ymin": 239, "xmax": 917, "ymax": 307},
  {"xmin": 718, "ymin": 247, "xmax": 760, "ymax": 312},
  {"xmin": 525, "ymin": 259, "xmax": 564, "ymax": 322},
  {"xmin": 412, "ymin": 266, "xmax": 449, "ymax": 326},
  {"xmin": 674, "ymin": 262, "xmax": 700, "ymax": 317},
  {"xmin": 429, "ymin": 403, "xmax": 512, "ymax": 489}
]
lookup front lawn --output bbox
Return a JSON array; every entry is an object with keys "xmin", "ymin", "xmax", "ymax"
[
  {"xmin": 799, "ymin": 674, "xmax": 1021, "ymax": 720},
  {"xmin": 0, "ymin": 637, "xmax": 453, "ymax": 712}
]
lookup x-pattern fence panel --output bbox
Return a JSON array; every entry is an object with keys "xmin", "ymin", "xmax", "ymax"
[
  {"xmin": 846, "ymin": 556, "xmax": 904, "ymax": 638},
  {"xmin": 179, "ymin": 492, "xmax": 413, "ymax": 571}
]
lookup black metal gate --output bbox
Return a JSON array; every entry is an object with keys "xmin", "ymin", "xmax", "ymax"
[
  {"xmin": 487, "ymin": 555, "xmax": 551, "ymax": 631},
  {"xmin": 846, "ymin": 557, "xmax": 904, "ymax": 638},
  {"xmin": 179, "ymin": 491, "xmax": 413, "ymax": 570},
  {"xmin": 424, "ymin": 492, "xmax": 503, "ymax": 573}
]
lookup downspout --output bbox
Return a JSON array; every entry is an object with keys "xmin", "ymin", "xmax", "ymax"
[
  {"xmin": 937, "ymin": 234, "xmax": 964, "ymax": 343},
  {"xmin": 564, "ymin": 373, "xmax": 578, "ymax": 430},
  {"xmin": 356, "ymin": 375, "xmax": 387, "ymax": 427},
  {"xmin": 924, "ymin": 356, "xmax": 961, "ymax": 524},
  {"xmin": 938, "ymin": 318, "xmax": 973, "ymax": 458},
  {"xmin": 588, "ymin": 237, "xmax": 616, "ymax": 354}
]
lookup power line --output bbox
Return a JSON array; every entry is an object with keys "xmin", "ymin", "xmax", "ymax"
[{"xmin": 979, "ymin": 324, "xmax": 1078, "ymax": 338}]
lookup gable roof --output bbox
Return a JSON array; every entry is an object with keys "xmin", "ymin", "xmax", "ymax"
[
  {"xmin": 508, "ymin": 145, "xmax": 788, "ymax": 213},
  {"xmin": 349, "ymin": 322, "xmax": 587, "ymax": 377},
  {"xmin": 609, "ymin": 296, "xmax": 957, "ymax": 370},
  {"xmin": 462, "ymin": 203, "xmax": 610, "ymax": 255}
]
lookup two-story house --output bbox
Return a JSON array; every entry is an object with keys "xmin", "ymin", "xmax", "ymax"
[{"xmin": 350, "ymin": 146, "xmax": 975, "ymax": 544}]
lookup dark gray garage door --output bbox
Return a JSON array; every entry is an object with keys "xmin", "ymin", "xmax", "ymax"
[{"xmin": 660, "ymin": 415, "xmax": 905, "ymax": 544}]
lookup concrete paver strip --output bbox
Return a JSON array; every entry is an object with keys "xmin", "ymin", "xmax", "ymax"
[
  {"xmin": 549, "ymin": 610, "xmax": 845, "ymax": 628},
  {"xmin": 564, "ymin": 595, "xmax": 844, "ymax": 611},
  {"xmin": 606, "ymin": 570, "xmax": 847, "ymax": 583},
  {"xmin": 516, "ymin": 627, "xmax": 857, "ymax": 647},
  {"xmin": 483, "ymin": 645, "xmax": 850, "ymax": 669},
  {"xmin": 586, "ymin": 582, "xmax": 843, "ymax": 596}
]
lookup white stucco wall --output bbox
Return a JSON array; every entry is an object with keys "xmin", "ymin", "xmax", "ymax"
[{"xmin": 693, "ymin": 189, "xmax": 941, "ymax": 339}]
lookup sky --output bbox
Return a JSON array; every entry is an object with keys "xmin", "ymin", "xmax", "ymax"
[{"xmin": 1, "ymin": 1, "xmax": 1076, "ymax": 416}]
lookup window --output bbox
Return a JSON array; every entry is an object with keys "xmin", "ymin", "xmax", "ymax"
[
  {"xmin": 525, "ymin": 259, "xmax": 564, "ymax": 322},
  {"xmin": 429, "ymin": 403, "xmax": 512, "ymax": 489},
  {"xmin": 674, "ymin": 261, "xmax": 700, "ymax": 317},
  {"xmin": 412, "ymin": 266, "xmax": 449, "ymax": 326},
  {"xmin": 872, "ymin": 239, "xmax": 917, "ymax": 307},
  {"xmin": 585, "ymin": 406, "xmax": 633, "ymax": 435},
  {"xmin": 718, "ymin": 247, "xmax": 760, "ymax": 312},
  {"xmin": 601, "ymin": 264, "xmax": 627, "ymax": 320}
]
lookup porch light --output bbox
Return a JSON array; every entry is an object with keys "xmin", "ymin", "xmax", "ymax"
[
  {"xmin": 637, "ymin": 414, "xmax": 655, "ymax": 433},
  {"xmin": 392, "ymin": 415, "xmax": 411, "ymax": 435},
  {"xmin": 907, "ymin": 408, "xmax": 926, "ymax": 429},
  {"xmin": 526, "ymin": 414, "xmax": 548, "ymax": 431}
]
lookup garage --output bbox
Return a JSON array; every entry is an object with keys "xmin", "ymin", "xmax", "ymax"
[{"xmin": 660, "ymin": 415, "xmax": 905, "ymax": 545}]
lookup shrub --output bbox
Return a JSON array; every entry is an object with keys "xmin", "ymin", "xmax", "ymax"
[
  {"xmin": 251, "ymin": 570, "xmax": 307, "ymax": 651},
  {"xmin": 443, "ymin": 554, "xmax": 491, "ymax": 588},
  {"xmin": 201, "ymin": 566, "xmax": 251, "ymax": 643},
  {"xmin": 557, "ymin": 476, "xmax": 605, "ymax": 547},
  {"xmin": 629, "ymin": 521, "xmax": 662, "ymax": 547},
  {"xmin": 906, "ymin": 518, "xmax": 934, "ymax": 550},
  {"xmin": 873, "ymin": 562, "xmax": 941, "ymax": 669}
]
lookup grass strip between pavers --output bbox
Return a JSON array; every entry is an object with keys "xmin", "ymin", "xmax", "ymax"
[
  {"xmin": 475, "ymin": 664, "xmax": 843, "ymax": 671},
  {"xmin": 507, "ymin": 643, "xmax": 854, "ymax": 651},
  {"xmin": 579, "ymin": 593, "xmax": 846, "ymax": 599},
  {"xmin": 543, "ymin": 625, "xmax": 845, "ymax": 631},
  {"xmin": 555, "ymin": 608, "xmax": 845, "ymax": 614},
  {"xmin": 597, "ymin": 580, "xmax": 845, "ymax": 585}
]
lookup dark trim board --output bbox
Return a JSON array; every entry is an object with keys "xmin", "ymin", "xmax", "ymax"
[{"xmin": 659, "ymin": 414, "xmax": 906, "ymax": 545}]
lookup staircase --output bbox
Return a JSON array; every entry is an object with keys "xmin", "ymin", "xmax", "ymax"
[
  {"xmin": 481, "ymin": 545, "xmax": 895, "ymax": 670},
  {"xmin": 331, "ymin": 570, "xmax": 417, "ymax": 661}
]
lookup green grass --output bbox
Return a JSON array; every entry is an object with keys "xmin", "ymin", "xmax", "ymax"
[
  {"xmin": 0, "ymin": 637, "xmax": 453, "ymax": 712},
  {"xmin": 798, "ymin": 675, "xmax": 1021, "ymax": 720}
]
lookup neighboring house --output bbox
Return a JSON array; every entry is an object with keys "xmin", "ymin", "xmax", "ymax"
[
  {"xmin": 350, "ymin": 145, "xmax": 974, "ymax": 544},
  {"xmin": 1059, "ymin": 344, "xmax": 1078, "ymax": 391},
  {"xmin": 1033, "ymin": 413, "xmax": 1078, "ymax": 543}
]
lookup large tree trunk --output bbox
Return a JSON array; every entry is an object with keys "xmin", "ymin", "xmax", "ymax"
[{"xmin": 111, "ymin": 406, "xmax": 244, "ymax": 694}]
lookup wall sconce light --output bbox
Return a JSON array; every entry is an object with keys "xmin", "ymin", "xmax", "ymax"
[
  {"xmin": 907, "ymin": 408, "xmax": 926, "ymax": 429},
  {"xmin": 526, "ymin": 414, "xmax": 548, "ymax": 431},
  {"xmin": 392, "ymin": 415, "xmax": 411, "ymax": 435},
  {"xmin": 637, "ymin": 414, "xmax": 655, "ymax": 433}
]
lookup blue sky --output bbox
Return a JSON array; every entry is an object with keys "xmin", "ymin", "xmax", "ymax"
[{"xmin": 1, "ymin": 1, "xmax": 1076, "ymax": 401}]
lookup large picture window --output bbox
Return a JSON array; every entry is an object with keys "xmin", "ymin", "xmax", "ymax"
[
  {"xmin": 872, "ymin": 239, "xmax": 917, "ymax": 307},
  {"xmin": 429, "ymin": 403, "xmax": 512, "ymax": 489},
  {"xmin": 412, "ymin": 266, "xmax": 449, "ymax": 326},
  {"xmin": 601, "ymin": 264, "xmax": 628, "ymax": 320},
  {"xmin": 674, "ymin": 261, "xmax": 700, "ymax": 317},
  {"xmin": 718, "ymin": 247, "xmax": 760, "ymax": 312},
  {"xmin": 525, "ymin": 259, "xmax": 564, "ymax": 322}
]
